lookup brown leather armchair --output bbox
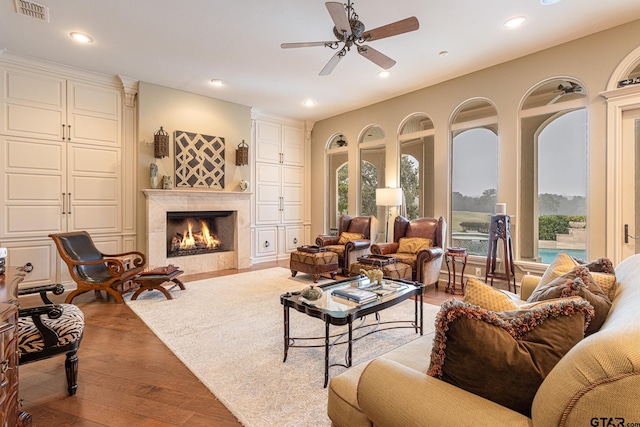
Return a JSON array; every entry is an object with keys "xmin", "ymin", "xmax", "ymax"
[
  {"xmin": 316, "ymin": 215, "xmax": 378, "ymax": 274},
  {"xmin": 371, "ymin": 216, "xmax": 446, "ymax": 287}
]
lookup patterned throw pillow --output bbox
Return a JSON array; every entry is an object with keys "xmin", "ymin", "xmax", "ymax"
[
  {"xmin": 397, "ymin": 237, "xmax": 433, "ymax": 254},
  {"xmin": 463, "ymin": 277, "xmax": 521, "ymax": 312},
  {"xmin": 337, "ymin": 232, "xmax": 365, "ymax": 245},
  {"xmin": 527, "ymin": 265, "xmax": 611, "ymax": 335},
  {"xmin": 535, "ymin": 252, "xmax": 618, "ymax": 301},
  {"xmin": 427, "ymin": 299, "xmax": 594, "ymax": 417}
]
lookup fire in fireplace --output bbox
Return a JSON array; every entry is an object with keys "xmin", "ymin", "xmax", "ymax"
[{"xmin": 166, "ymin": 211, "xmax": 235, "ymax": 258}]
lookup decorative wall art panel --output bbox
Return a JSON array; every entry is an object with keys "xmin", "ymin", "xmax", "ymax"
[{"xmin": 174, "ymin": 130, "xmax": 225, "ymax": 189}]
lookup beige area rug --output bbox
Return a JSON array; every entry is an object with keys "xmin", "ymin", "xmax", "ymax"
[{"xmin": 124, "ymin": 267, "xmax": 442, "ymax": 427}]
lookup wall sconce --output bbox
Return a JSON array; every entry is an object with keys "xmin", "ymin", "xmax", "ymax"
[
  {"xmin": 236, "ymin": 140, "xmax": 249, "ymax": 166},
  {"xmin": 154, "ymin": 126, "xmax": 169, "ymax": 158}
]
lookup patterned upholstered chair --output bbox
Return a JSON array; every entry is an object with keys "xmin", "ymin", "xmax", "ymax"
[
  {"xmin": 316, "ymin": 215, "xmax": 378, "ymax": 274},
  {"xmin": 18, "ymin": 282, "xmax": 85, "ymax": 396},
  {"xmin": 49, "ymin": 231, "xmax": 146, "ymax": 304},
  {"xmin": 371, "ymin": 216, "xmax": 446, "ymax": 287}
]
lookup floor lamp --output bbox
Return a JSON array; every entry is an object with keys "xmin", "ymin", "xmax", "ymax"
[{"xmin": 376, "ymin": 188, "xmax": 403, "ymax": 242}]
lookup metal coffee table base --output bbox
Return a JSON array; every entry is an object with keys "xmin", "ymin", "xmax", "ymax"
[{"xmin": 282, "ymin": 287, "xmax": 423, "ymax": 388}]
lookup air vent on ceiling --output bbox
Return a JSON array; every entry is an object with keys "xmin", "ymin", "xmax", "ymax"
[{"xmin": 14, "ymin": 0, "xmax": 49, "ymax": 22}]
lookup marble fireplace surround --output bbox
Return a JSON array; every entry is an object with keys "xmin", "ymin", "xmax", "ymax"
[{"xmin": 143, "ymin": 189, "xmax": 251, "ymax": 275}]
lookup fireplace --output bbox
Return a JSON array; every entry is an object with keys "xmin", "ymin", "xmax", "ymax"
[
  {"xmin": 166, "ymin": 211, "xmax": 235, "ymax": 258},
  {"xmin": 143, "ymin": 189, "xmax": 251, "ymax": 275}
]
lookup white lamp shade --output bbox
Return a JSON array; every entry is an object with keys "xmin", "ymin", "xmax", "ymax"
[{"xmin": 376, "ymin": 188, "xmax": 403, "ymax": 206}]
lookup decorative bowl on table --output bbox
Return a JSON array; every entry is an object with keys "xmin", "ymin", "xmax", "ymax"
[{"xmin": 301, "ymin": 285, "xmax": 323, "ymax": 300}]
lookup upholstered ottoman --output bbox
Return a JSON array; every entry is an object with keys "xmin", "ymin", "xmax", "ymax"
[
  {"xmin": 290, "ymin": 250, "xmax": 339, "ymax": 283},
  {"xmin": 349, "ymin": 260, "xmax": 412, "ymax": 280}
]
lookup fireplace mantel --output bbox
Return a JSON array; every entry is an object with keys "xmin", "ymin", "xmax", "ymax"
[{"xmin": 143, "ymin": 189, "xmax": 252, "ymax": 274}]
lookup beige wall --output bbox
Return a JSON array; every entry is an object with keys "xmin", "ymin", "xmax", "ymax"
[
  {"xmin": 311, "ymin": 18, "xmax": 640, "ymax": 261},
  {"xmin": 136, "ymin": 82, "xmax": 252, "ymax": 250}
]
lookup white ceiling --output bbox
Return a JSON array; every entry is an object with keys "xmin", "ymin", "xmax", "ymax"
[{"xmin": 2, "ymin": 0, "xmax": 640, "ymax": 123}]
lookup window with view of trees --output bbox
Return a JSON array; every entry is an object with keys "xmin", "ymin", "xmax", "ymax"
[
  {"xmin": 519, "ymin": 78, "xmax": 588, "ymax": 264},
  {"xmin": 399, "ymin": 114, "xmax": 435, "ymax": 220},
  {"xmin": 400, "ymin": 155, "xmax": 419, "ymax": 219},
  {"xmin": 450, "ymin": 100, "xmax": 498, "ymax": 256},
  {"xmin": 337, "ymin": 163, "xmax": 348, "ymax": 217}
]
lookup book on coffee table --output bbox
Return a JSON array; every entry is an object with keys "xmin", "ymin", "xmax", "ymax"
[{"xmin": 332, "ymin": 287, "xmax": 378, "ymax": 304}]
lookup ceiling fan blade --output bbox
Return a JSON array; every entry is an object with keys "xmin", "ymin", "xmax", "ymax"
[
  {"xmin": 326, "ymin": 2, "xmax": 352, "ymax": 37},
  {"xmin": 362, "ymin": 16, "xmax": 419, "ymax": 42},
  {"xmin": 547, "ymin": 93, "xmax": 564, "ymax": 105},
  {"xmin": 319, "ymin": 50, "xmax": 344, "ymax": 76},
  {"xmin": 357, "ymin": 45, "xmax": 396, "ymax": 70},
  {"xmin": 281, "ymin": 41, "xmax": 335, "ymax": 49}
]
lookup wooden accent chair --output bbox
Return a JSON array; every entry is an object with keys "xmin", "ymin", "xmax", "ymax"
[
  {"xmin": 316, "ymin": 215, "xmax": 378, "ymax": 274},
  {"xmin": 17, "ymin": 263, "xmax": 85, "ymax": 396},
  {"xmin": 49, "ymin": 231, "xmax": 146, "ymax": 304},
  {"xmin": 371, "ymin": 216, "xmax": 446, "ymax": 287}
]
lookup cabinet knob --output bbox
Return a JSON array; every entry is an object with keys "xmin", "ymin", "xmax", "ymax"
[
  {"xmin": 264, "ymin": 241, "xmax": 270, "ymax": 248},
  {"xmin": 293, "ymin": 238, "xmax": 298, "ymax": 244}
]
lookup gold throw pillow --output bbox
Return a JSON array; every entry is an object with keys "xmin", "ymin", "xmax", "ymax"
[
  {"xmin": 337, "ymin": 232, "xmax": 365, "ymax": 245},
  {"xmin": 397, "ymin": 237, "xmax": 433, "ymax": 254}
]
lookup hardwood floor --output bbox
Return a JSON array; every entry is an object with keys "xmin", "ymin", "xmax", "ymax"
[{"xmin": 17, "ymin": 261, "xmax": 459, "ymax": 426}]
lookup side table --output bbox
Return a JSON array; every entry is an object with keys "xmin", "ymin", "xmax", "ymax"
[{"xmin": 445, "ymin": 247, "xmax": 468, "ymax": 295}]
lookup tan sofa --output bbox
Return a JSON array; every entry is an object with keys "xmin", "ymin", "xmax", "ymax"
[{"xmin": 327, "ymin": 254, "xmax": 640, "ymax": 427}]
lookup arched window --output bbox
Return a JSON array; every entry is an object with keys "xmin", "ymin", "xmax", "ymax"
[
  {"xmin": 398, "ymin": 114, "xmax": 434, "ymax": 219},
  {"xmin": 520, "ymin": 78, "xmax": 588, "ymax": 263},
  {"xmin": 326, "ymin": 133, "xmax": 349, "ymax": 232},
  {"xmin": 450, "ymin": 100, "xmax": 498, "ymax": 256}
]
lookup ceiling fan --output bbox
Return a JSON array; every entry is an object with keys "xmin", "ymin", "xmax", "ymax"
[
  {"xmin": 547, "ymin": 81, "xmax": 586, "ymax": 105},
  {"xmin": 281, "ymin": 1, "xmax": 419, "ymax": 76}
]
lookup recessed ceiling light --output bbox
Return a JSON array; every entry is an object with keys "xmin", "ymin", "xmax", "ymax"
[
  {"xmin": 377, "ymin": 70, "xmax": 390, "ymax": 78},
  {"xmin": 70, "ymin": 32, "xmax": 93, "ymax": 43},
  {"xmin": 439, "ymin": 51, "xmax": 449, "ymax": 57},
  {"xmin": 540, "ymin": 0, "xmax": 561, "ymax": 4},
  {"xmin": 504, "ymin": 16, "xmax": 526, "ymax": 29},
  {"xmin": 210, "ymin": 79, "xmax": 224, "ymax": 87},
  {"xmin": 303, "ymin": 99, "xmax": 316, "ymax": 107}
]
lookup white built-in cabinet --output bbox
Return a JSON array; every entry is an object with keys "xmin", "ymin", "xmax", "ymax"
[
  {"xmin": 0, "ymin": 56, "xmax": 135, "ymax": 286},
  {"xmin": 252, "ymin": 118, "xmax": 305, "ymax": 262}
]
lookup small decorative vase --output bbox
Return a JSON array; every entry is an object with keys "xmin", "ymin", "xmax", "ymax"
[{"xmin": 301, "ymin": 285, "xmax": 323, "ymax": 300}]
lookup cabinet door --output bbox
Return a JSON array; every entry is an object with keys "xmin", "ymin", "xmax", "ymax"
[
  {"xmin": 0, "ymin": 66, "xmax": 65, "ymax": 140},
  {"xmin": 255, "ymin": 162, "xmax": 281, "ymax": 224},
  {"xmin": 67, "ymin": 144, "xmax": 121, "ymax": 233},
  {"xmin": 0, "ymin": 239, "xmax": 57, "ymax": 287},
  {"xmin": 281, "ymin": 166, "xmax": 303, "ymax": 223},
  {"xmin": 255, "ymin": 227, "xmax": 277, "ymax": 257},
  {"xmin": 255, "ymin": 120, "xmax": 281, "ymax": 164},
  {"xmin": 67, "ymin": 81, "xmax": 121, "ymax": 147},
  {"xmin": 285, "ymin": 226, "xmax": 303, "ymax": 253},
  {"xmin": 0, "ymin": 136, "xmax": 65, "ymax": 238},
  {"xmin": 282, "ymin": 125, "xmax": 304, "ymax": 167}
]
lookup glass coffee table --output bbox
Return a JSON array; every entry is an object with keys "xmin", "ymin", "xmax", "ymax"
[{"xmin": 280, "ymin": 276, "xmax": 424, "ymax": 387}]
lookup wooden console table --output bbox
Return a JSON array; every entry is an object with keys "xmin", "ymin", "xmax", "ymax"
[{"xmin": 0, "ymin": 267, "xmax": 33, "ymax": 426}]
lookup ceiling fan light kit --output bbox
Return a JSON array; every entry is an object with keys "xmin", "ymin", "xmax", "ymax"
[{"xmin": 281, "ymin": 1, "xmax": 419, "ymax": 76}]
